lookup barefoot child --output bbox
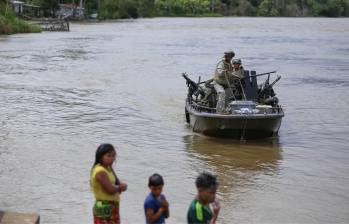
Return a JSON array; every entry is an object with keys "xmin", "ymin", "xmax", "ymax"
[
  {"xmin": 144, "ymin": 173, "xmax": 170, "ymax": 224},
  {"xmin": 90, "ymin": 143, "xmax": 128, "ymax": 224},
  {"xmin": 187, "ymin": 172, "xmax": 220, "ymax": 224}
]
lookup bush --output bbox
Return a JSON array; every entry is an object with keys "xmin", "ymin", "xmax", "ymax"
[
  {"xmin": 319, "ymin": 0, "xmax": 344, "ymax": 17},
  {"xmin": 0, "ymin": 8, "xmax": 42, "ymax": 34},
  {"xmin": 0, "ymin": 15, "xmax": 12, "ymax": 34},
  {"xmin": 84, "ymin": 0, "xmax": 349, "ymax": 18},
  {"xmin": 234, "ymin": 0, "xmax": 257, "ymax": 16}
]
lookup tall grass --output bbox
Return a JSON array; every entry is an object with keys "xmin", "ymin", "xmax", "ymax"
[{"xmin": 0, "ymin": 5, "xmax": 41, "ymax": 35}]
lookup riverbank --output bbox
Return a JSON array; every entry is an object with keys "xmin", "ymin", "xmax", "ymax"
[{"xmin": 0, "ymin": 9, "xmax": 41, "ymax": 35}]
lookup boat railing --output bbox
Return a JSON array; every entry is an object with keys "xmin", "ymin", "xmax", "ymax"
[
  {"xmin": 190, "ymin": 101, "xmax": 217, "ymax": 113},
  {"xmin": 189, "ymin": 100, "xmax": 283, "ymax": 115},
  {"xmin": 253, "ymin": 106, "xmax": 283, "ymax": 115}
]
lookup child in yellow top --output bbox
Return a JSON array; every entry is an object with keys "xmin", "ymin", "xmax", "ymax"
[{"xmin": 90, "ymin": 143, "xmax": 127, "ymax": 224}]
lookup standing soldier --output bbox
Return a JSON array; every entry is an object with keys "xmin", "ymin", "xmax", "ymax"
[
  {"xmin": 232, "ymin": 58, "xmax": 246, "ymax": 100},
  {"xmin": 213, "ymin": 50, "xmax": 235, "ymax": 113}
]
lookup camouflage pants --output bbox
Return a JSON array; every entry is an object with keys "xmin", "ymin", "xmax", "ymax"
[{"xmin": 213, "ymin": 82, "xmax": 226, "ymax": 113}]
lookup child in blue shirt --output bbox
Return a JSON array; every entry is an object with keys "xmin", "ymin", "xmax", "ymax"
[{"xmin": 144, "ymin": 173, "xmax": 170, "ymax": 224}]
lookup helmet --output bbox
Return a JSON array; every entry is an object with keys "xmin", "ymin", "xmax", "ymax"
[{"xmin": 232, "ymin": 59, "xmax": 241, "ymax": 64}]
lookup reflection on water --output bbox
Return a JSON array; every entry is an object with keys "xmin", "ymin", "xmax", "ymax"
[
  {"xmin": 183, "ymin": 135, "xmax": 283, "ymax": 222},
  {"xmin": 183, "ymin": 135, "xmax": 282, "ymax": 192}
]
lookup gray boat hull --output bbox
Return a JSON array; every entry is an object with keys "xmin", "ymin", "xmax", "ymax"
[{"xmin": 186, "ymin": 104, "xmax": 283, "ymax": 139}]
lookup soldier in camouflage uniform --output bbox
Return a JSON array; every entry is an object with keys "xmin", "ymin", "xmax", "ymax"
[
  {"xmin": 231, "ymin": 58, "xmax": 246, "ymax": 100},
  {"xmin": 232, "ymin": 59, "xmax": 245, "ymax": 79},
  {"xmin": 213, "ymin": 50, "xmax": 235, "ymax": 113}
]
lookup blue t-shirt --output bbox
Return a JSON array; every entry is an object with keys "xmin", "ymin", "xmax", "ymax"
[{"xmin": 144, "ymin": 192, "xmax": 166, "ymax": 224}]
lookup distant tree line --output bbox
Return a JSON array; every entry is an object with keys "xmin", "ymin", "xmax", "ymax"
[
  {"xmin": 83, "ymin": 0, "xmax": 349, "ymax": 18},
  {"xmin": 2, "ymin": 0, "xmax": 349, "ymax": 19},
  {"xmin": 85, "ymin": 0, "xmax": 349, "ymax": 18}
]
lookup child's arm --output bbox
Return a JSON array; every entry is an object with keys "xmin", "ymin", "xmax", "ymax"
[
  {"xmin": 96, "ymin": 171, "xmax": 120, "ymax": 194},
  {"xmin": 163, "ymin": 205, "xmax": 170, "ymax": 219},
  {"xmin": 145, "ymin": 207, "xmax": 166, "ymax": 223},
  {"xmin": 160, "ymin": 196, "xmax": 170, "ymax": 219},
  {"xmin": 209, "ymin": 199, "xmax": 220, "ymax": 224}
]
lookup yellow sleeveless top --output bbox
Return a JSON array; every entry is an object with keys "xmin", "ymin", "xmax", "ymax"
[{"xmin": 91, "ymin": 164, "xmax": 120, "ymax": 202}]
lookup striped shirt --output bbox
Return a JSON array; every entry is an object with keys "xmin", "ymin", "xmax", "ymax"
[{"xmin": 187, "ymin": 199, "xmax": 213, "ymax": 224}]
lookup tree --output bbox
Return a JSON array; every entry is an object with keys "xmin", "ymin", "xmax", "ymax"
[
  {"xmin": 138, "ymin": 0, "xmax": 155, "ymax": 17},
  {"xmin": 41, "ymin": 0, "xmax": 60, "ymax": 16},
  {"xmin": 234, "ymin": 0, "xmax": 257, "ymax": 16},
  {"xmin": 257, "ymin": 0, "xmax": 280, "ymax": 16},
  {"xmin": 320, "ymin": 0, "xmax": 344, "ymax": 16}
]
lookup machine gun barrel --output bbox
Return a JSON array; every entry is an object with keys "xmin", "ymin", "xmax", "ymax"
[
  {"xmin": 182, "ymin": 73, "xmax": 199, "ymax": 89},
  {"xmin": 269, "ymin": 75, "xmax": 281, "ymax": 87},
  {"xmin": 259, "ymin": 75, "xmax": 281, "ymax": 95},
  {"xmin": 251, "ymin": 71, "xmax": 277, "ymax": 77}
]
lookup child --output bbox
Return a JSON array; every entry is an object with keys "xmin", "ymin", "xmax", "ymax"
[
  {"xmin": 187, "ymin": 172, "xmax": 220, "ymax": 224},
  {"xmin": 144, "ymin": 173, "xmax": 170, "ymax": 224},
  {"xmin": 90, "ymin": 143, "xmax": 128, "ymax": 224}
]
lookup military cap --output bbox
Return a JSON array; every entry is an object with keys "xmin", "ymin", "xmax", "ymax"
[
  {"xmin": 224, "ymin": 50, "xmax": 235, "ymax": 57},
  {"xmin": 232, "ymin": 58, "xmax": 242, "ymax": 64}
]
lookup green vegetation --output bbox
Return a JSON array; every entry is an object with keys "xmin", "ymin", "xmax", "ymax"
[
  {"xmin": 27, "ymin": 0, "xmax": 60, "ymax": 16},
  {"xmin": 82, "ymin": 0, "xmax": 349, "ymax": 19},
  {"xmin": 0, "ymin": 1, "xmax": 42, "ymax": 35},
  {"xmin": 1, "ymin": 0, "xmax": 348, "ymax": 31},
  {"xmin": 255, "ymin": 0, "xmax": 349, "ymax": 17}
]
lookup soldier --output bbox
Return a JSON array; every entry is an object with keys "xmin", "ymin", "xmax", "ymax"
[
  {"xmin": 232, "ymin": 59, "xmax": 245, "ymax": 79},
  {"xmin": 231, "ymin": 58, "xmax": 246, "ymax": 100},
  {"xmin": 213, "ymin": 50, "xmax": 235, "ymax": 113}
]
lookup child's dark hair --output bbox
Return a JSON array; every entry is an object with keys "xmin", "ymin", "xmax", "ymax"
[
  {"xmin": 148, "ymin": 173, "xmax": 164, "ymax": 187},
  {"xmin": 91, "ymin": 143, "xmax": 120, "ymax": 184},
  {"xmin": 195, "ymin": 172, "xmax": 218, "ymax": 189}
]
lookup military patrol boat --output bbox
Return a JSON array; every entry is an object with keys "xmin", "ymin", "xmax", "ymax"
[{"xmin": 183, "ymin": 70, "xmax": 284, "ymax": 139}]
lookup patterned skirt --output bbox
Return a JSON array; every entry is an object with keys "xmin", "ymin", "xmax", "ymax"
[{"xmin": 93, "ymin": 200, "xmax": 120, "ymax": 224}]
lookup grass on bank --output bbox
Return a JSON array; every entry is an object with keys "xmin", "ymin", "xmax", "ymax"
[{"xmin": 0, "ymin": 7, "xmax": 41, "ymax": 35}]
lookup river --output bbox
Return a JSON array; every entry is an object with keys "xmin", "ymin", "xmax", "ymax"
[{"xmin": 0, "ymin": 17, "xmax": 349, "ymax": 223}]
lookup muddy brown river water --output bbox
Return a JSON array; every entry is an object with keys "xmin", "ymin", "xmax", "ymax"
[{"xmin": 0, "ymin": 17, "xmax": 349, "ymax": 223}]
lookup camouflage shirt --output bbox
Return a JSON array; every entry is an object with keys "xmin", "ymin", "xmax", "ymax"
[
  {"xmin": 214, "ymin": 59, "xmax": 233, "ymax": 87},
  {"xmin": 232, "ymin": 66, "xmax": 245, "ymax": 79}
]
